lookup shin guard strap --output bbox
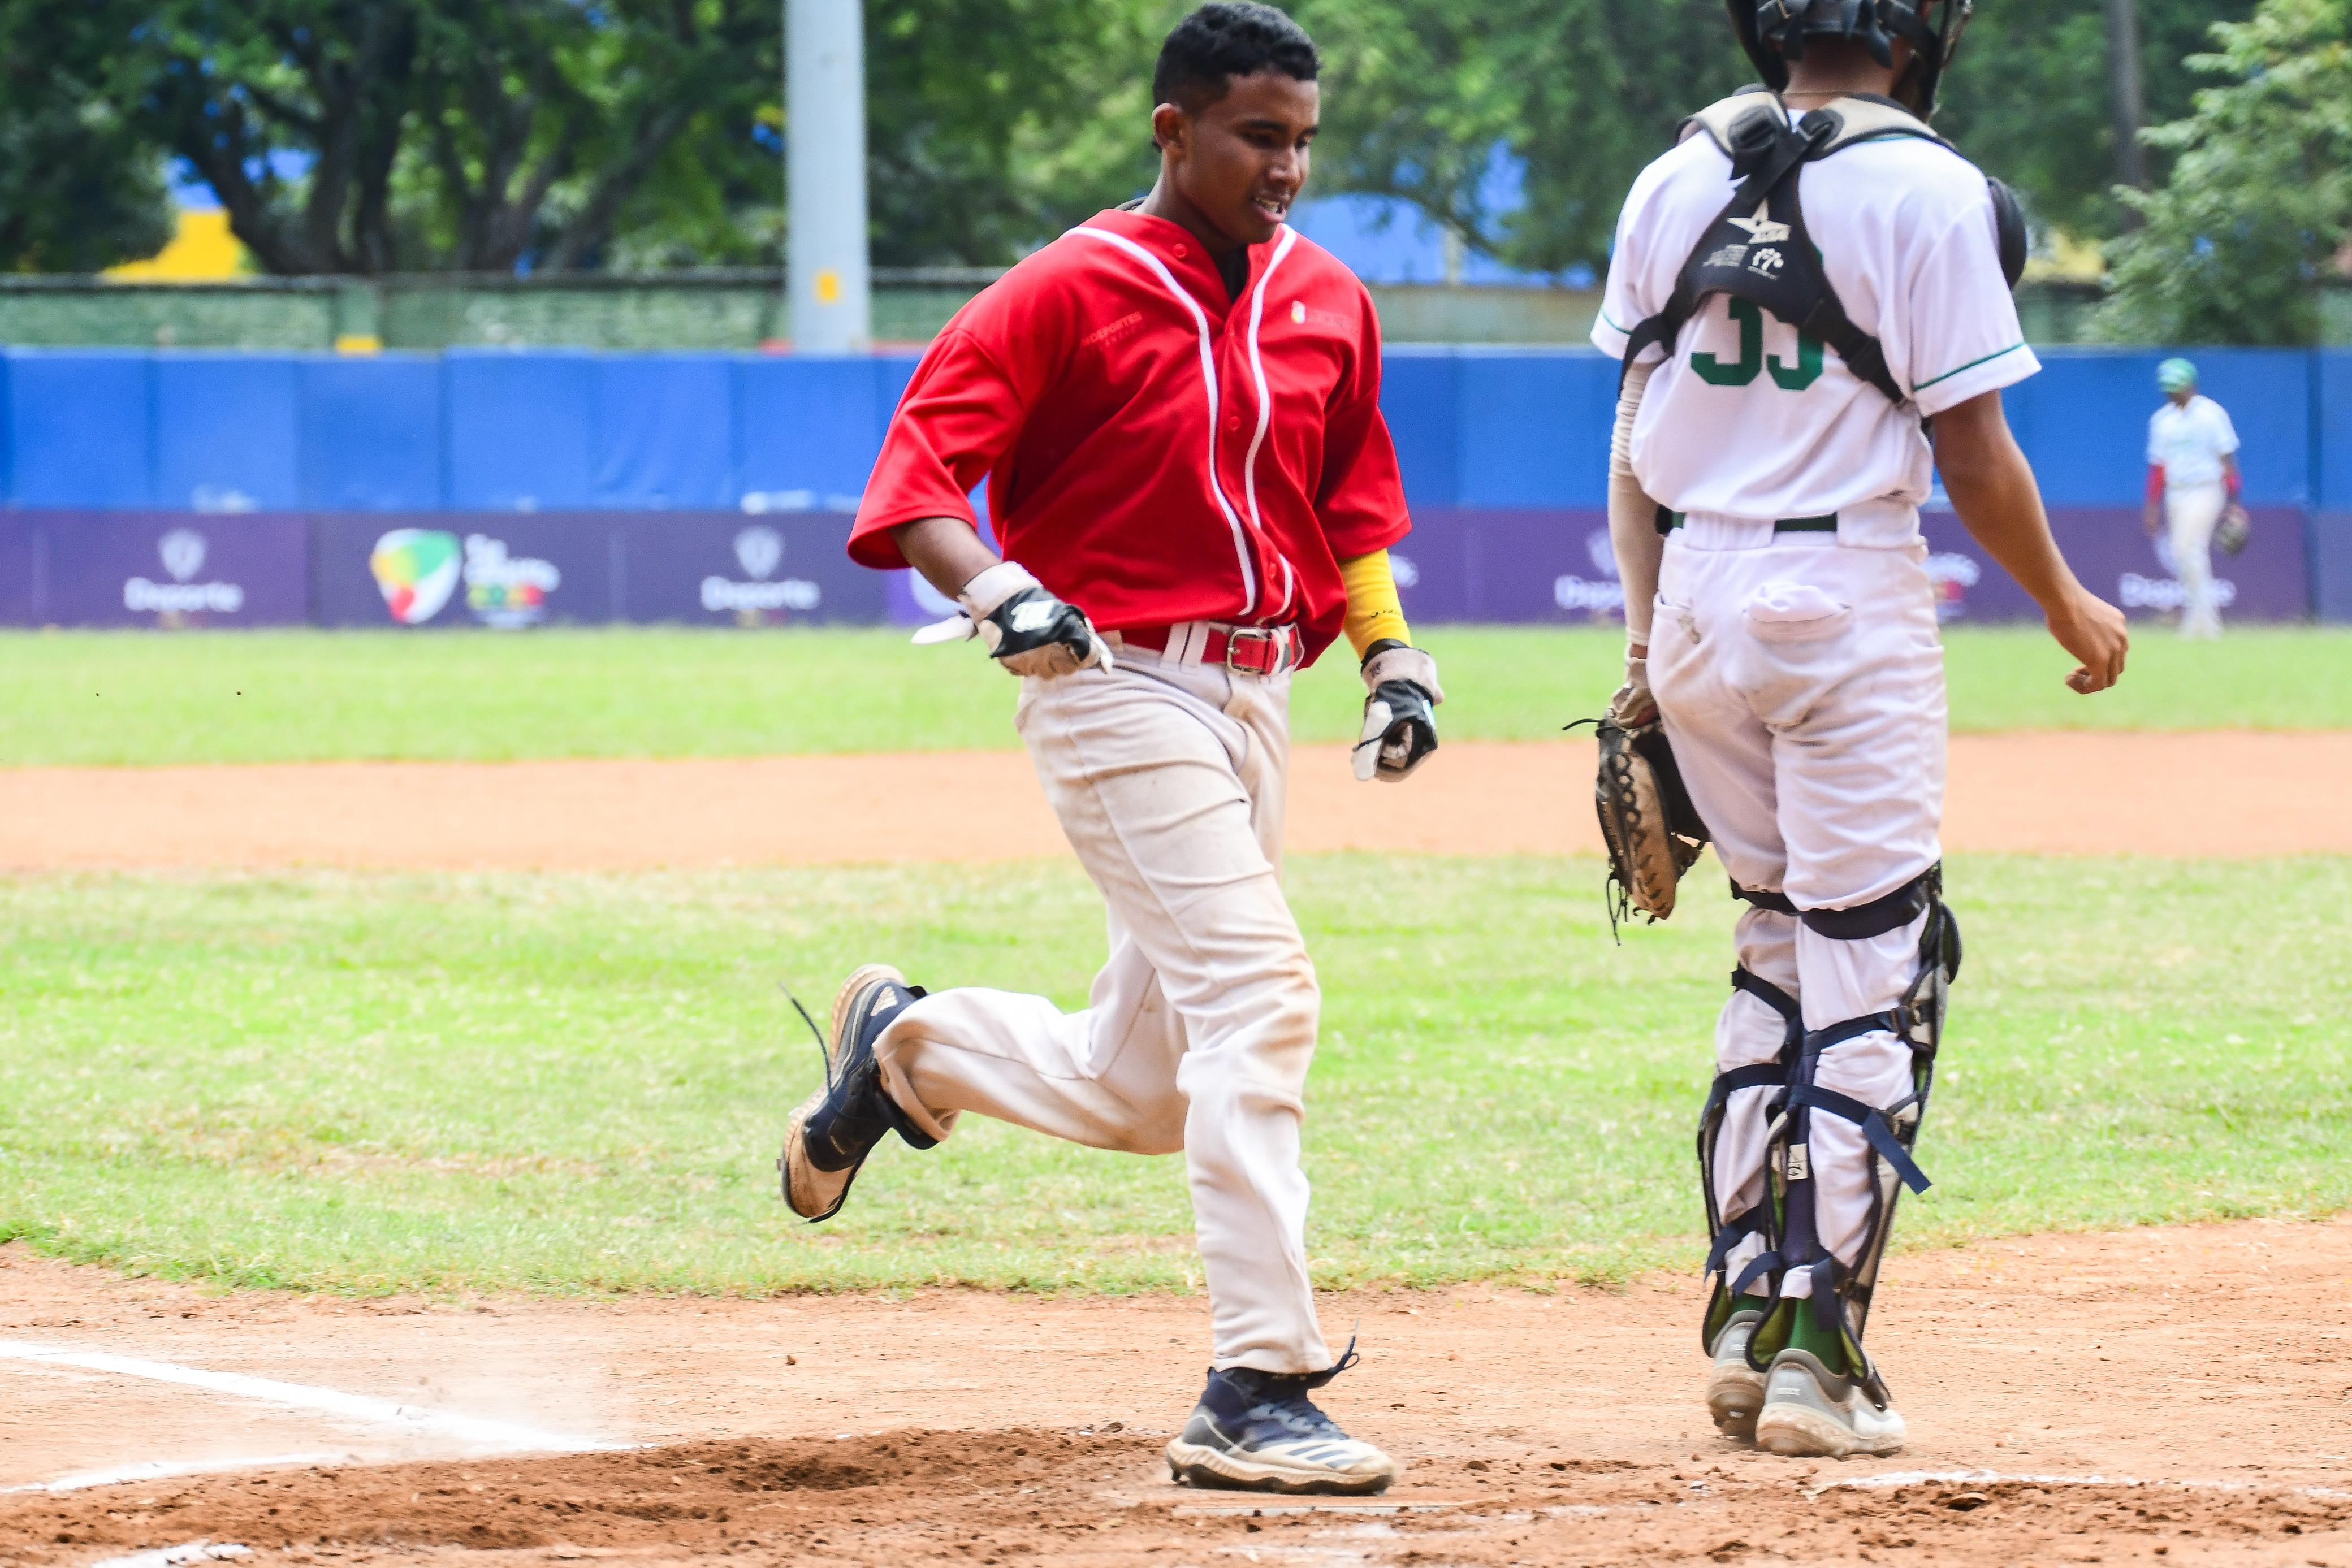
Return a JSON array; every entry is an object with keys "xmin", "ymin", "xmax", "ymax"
[{"xmin": 1788, "ymin": 1082, "xmax": 1932, "ymax": 1193}]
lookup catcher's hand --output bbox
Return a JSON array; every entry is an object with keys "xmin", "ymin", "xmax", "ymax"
[
  {"xmin": 1589, "ymin": 711, "xmax": 1707, "ymax": 930},
  {"xmin": 1354, "ymin": 642, "xmax": 1442, "ymax": 783}
]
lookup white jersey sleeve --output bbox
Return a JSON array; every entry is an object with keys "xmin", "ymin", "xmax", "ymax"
[
  {"xmin": 1905, "ymin": 190, "xmax": 2039, "ymax": 416},
  {"xmin": 1591, "ymin": 155, "xmax": 1677, "ymax": 365},
  {"xmin": 2211, "ymin": 399, "xmax": 2241, "ymax": 456}
]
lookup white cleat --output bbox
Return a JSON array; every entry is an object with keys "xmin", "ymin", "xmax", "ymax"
[
  {"xmin": 1705, "ymin": 1310, "xmax": 1767, "ymax": 1441},
  {"xmin": 1752, "ymin": 1349, "xmax": 1906, "ymax": 1458}
]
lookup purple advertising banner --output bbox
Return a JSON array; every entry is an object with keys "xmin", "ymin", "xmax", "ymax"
[
  {"xmin": 617, "ymin": 511, "xmax": 886, "ymax": 625},
  {"xmin": 0, "ymin": 505, "xmax": 2315, "ymax": 628},
  {"xmin": 0, "ymin": 512, "xmax": 310, "ymax": 627},
  {"xmin": 1397, "ymin": 505, "xmax": 2311, "ymax": 627},
  {"xmin": 1920, "ymin": 505, "xmax": 2309, "ymax": 624},
  {"xmin": 314, "ymin": 513, "xmax": 617, "ymax": 628}
]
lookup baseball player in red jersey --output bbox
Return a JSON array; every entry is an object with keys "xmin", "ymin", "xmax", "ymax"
[{"xmin": 775, "ymin": 3, "xmax": 1439, "ymax": 1497}]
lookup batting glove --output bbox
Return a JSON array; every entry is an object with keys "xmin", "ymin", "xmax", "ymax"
[
  {"xmin": 1354, "ymin": 640, "xmax": 1442, "ymax": 783},
  {"xmin": 950, "ymin": 561, "xmax": 1111, "ymax": 679}
]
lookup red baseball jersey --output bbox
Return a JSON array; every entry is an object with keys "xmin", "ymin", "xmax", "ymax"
[{"xmin": 848, "ymin": 207, "xmax": 1411, "ymax": 664}]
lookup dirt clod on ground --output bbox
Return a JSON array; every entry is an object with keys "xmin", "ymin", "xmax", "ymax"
[{"xmin": 7, "ymin": 1430, "xmax": 2351, "ymax": 1566}]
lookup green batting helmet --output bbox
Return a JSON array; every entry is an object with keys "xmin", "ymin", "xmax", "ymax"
[{"xmin": 2157, "ymin": 358, "xmax": 2197, "ymax": 393}]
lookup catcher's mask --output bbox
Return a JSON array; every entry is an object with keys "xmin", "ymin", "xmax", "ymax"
[{"xmin": 1727, "ymin": 0, "xmax": 1975, "ymax": 119}]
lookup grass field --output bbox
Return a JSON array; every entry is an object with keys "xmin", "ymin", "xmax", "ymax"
[
  {"xmin": 2, "ymin": 623, "xmax": 2348, "ymax": 766},
  {"xmin": 2, "ymin": 855, "xmax": 2342, "ymax": 1297}
]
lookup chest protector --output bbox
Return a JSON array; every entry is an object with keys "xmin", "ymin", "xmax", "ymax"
[{"xmin": 1620, "ymin": 88, "xmax": 2028, "ymax": 406}]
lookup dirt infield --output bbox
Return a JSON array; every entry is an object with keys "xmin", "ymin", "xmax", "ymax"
[
  {"xmin": 4, "ymin": 1217, "xmax": 2349, "ymax": 1564},
  {"xmin": 2, "ymin": 731, "xmax": 2347, "ymax": 870}
]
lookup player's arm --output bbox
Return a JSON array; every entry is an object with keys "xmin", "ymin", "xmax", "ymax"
[
  {"xmin": 1934, "ymin": 389, "xmax": 2129, "ymax": 694},
  {"xmin": 1338, "ymin": 548, "xmax": 1441, "ymax": 782},
  {"xmin": 1322, "ymin": 295, "xmax": 1441, "ymax": 783},
  {"xmin": 2143, "ymin": 462, "xmax": 2165, "ymax": 537},
  {"xmin": 855, "ymin": 325, "xmax": 1106, "ymax": 680},
  {"xmin": 1607, "ymin": 358, "xmax": 1665, "ymax": 725}
]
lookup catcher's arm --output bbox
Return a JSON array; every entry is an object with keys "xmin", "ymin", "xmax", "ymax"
[
  {"xmin": 1934, "ymin": 391, "xmax": 2128, "ymax": 695},
  {"xmin": 1608, "ymin": 358, "xmax": 1664, "ymax": 725}
]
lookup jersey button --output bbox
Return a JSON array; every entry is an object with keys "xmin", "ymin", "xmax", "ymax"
[
  {"xmin": 1224, "ymin": 415, "xmax": 1242, "ymax": 432},
  {"xmin": 1173, "ymin": 243, "xmax": 1189, "ymax": 258}
]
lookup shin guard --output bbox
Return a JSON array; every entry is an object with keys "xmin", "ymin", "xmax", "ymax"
[
  {"xmin": 1698, "ymin": 964, "xmax": 1802, "ymax": 1352},
  {"xmin": 1744, "ymin": 868, "xmax": 1962, "ymax": 1407}
]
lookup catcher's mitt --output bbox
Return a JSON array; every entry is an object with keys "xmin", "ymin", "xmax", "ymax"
[
  {"xmin": 1590, "ymin": 714, "xmax": 1709, "ymax": 933},
  {"xmin": 2215, "ymin": 503, "xmax": 2252, "ymax": 557}
]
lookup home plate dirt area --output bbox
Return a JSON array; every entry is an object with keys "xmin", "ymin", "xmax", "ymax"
[{"xmin": 3, "ymin": 1218, "xmax": 2348, "ymax": 1566}]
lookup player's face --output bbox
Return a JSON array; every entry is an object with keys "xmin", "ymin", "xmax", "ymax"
[{"xmin": 1165, "ymin": 72, "xmax": 1318, "ymax": 248}]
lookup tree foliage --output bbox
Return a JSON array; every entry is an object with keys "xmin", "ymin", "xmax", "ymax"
[
  {"xmin": 1937, "ymin": 0, "xmax": 2259, "ymax": 241},
  {"xmin": 2100, "ymin": 0, "xmax": 2352, "ymax": 345},
  {"xmin": 0, "ymin": 3, "xmax": 172, "ymax": 272},
  {"xmin": 103, "ymin": 0, "xmax": 777, "ymax": 275}
]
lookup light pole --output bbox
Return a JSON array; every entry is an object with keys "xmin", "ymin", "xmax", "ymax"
[{"xmin": 786, "ymin": 0, "xmax": 872, "ymax": 352}]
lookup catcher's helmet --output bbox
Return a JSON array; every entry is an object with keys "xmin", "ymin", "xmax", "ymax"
[{"xmin": 1728, "ymin": 0, "xmax": 1975, "ymax": 118}]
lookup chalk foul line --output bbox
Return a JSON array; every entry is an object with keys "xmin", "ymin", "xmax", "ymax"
[
  {"xmin": 0, "ymin": 1339, "xmax": 617, "ymax": 1458},
  {"xmin": 1, "ymin": 1454, "xmax": 353, "ymax": 1496}
]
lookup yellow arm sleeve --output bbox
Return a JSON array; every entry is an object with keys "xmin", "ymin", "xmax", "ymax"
[{"xmin": 1339, "ymin": 548, "xmax": 1412, "ymax": 661}]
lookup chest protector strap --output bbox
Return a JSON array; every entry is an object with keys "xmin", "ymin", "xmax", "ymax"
[{"xmin": 1619, "ymin": 89, "xmax": 2025, "ymax": 408}]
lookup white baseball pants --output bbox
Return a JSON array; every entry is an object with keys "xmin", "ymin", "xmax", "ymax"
[
  {"xmin": 871, "ymin": 648, "xmax": 1332, "ymax": 1375},
  {"xmin": 1649, "ymin": 529, "xmax": 1943, "ymax": 1297},
  {"xmin": 2166, "ymin": 480, "xmax": 2226, "ymax": 638}
]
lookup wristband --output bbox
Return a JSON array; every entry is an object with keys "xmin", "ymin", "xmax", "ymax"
[
  {"xmin": 957, "ymin": 560, "xmax": 1043, "ymax": 620},
  {"xmin": 2225, "ymin": 468, "xmax": 2243, "ymax": 500}
]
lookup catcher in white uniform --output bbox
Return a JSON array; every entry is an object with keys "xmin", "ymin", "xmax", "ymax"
[{"xmin": 1589, "ymin": 0, "xmax": 2129, "ymax": 1458}]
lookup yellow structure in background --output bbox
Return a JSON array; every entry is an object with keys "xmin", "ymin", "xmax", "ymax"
[{"xmin": 106, "ymin": 209, "xmax": 249, "ymax": 282}]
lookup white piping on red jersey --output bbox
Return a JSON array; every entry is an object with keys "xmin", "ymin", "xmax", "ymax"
[
  {"xmin": 1068, "ymin": 221, "xmax": 1276, "ymax": 621},
  {"xmin": 1243, "ymin": 227, "xmax": 1302, "ymax": 621}
]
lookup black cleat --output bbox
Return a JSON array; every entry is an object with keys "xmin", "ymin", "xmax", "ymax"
[
  {"xmin": 777, "ymin": 964, "xmax": 932, "ymax": 1221},
  {"xmin": 1164, "ymin": 1363, "xmax": 1397, "ymax": 1495}
]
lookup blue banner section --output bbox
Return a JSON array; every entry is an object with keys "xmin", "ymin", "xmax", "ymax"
[
  {"xmin": 299, "ymin": 354, "xmax": 445, "ymax": 511},
  {"xmin": 0, "ymin": 343, "xmax": 2344, "ymax": 617},
  {"xmin": 5, "ymin": 350, "xmax": 154, "ymax": 508},
  {"xmin": 593, "ymin": 355, "xmax": 734, "ymax": 510},
  {"xmin": 444, "ymin": 351, "xmax": 599, "ymax": 512},
  {"xmin": 154, "ymin": 354, "xmax": 303, "ymax": 514}
]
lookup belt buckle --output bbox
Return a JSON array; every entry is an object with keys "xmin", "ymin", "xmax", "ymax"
[{"xmin": 1223, "ymin": 626, "xmax": 1279, "ymax": 675}]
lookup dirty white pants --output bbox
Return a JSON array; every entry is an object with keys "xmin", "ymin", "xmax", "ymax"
[
  {"xmin": 2167, "ymin": 480, "xmax": 2225, "ymax": 638},
  {"xmin": 872, "ymin": 648, "xmax": 1330, "ymax": 1375},
  {"xmin": 1649, "ymin": 526, "xmax": 1942, "ymax": 1297}
]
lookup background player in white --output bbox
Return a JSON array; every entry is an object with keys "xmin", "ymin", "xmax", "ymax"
[
  {"xmin": 1593, "ymin": 0, "xmax": 2129, "ymax": 1458},
  {"xmin": 2145, "ymin": 357, "xmax": 2244, "ymax": 638}
]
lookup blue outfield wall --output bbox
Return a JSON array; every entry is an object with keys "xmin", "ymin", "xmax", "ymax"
[{"xmin": 0, "ymin": 344, "xmax": 2342, "ymax": 626}]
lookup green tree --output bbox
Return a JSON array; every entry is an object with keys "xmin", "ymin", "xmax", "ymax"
[
  {"xmin": 1295, "ymin": 0, "xmax": 1746, "ymax": 275},
  {"xmin": 2098, "ymin": 0, "xmax": 2352, "ymax": 345},
  {"xmin": 1938, "ymin": 0, "xmax": 2259, "ymax": 242},
  {"xmin": 111, "ymin": 0, "xmax": 777, "ymax": 275},
  {"xmin": 0, "ymin": 3, "xmax": 172, "ymax": 272}
]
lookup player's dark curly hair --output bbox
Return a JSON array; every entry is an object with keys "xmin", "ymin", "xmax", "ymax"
[{"xmin": 1152, "ymin": 3, "xmax": 1320, "ymax": 113}]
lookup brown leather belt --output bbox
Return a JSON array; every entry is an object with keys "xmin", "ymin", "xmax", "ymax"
[{"xmin": 1114, "ymin": 622, "xmax": 1305, "ymax": 677}]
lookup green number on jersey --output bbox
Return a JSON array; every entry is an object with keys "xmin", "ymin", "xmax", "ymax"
[{"xmin": 1689, "ymin": 298, "xmax": 1824, "ymax": 391}]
